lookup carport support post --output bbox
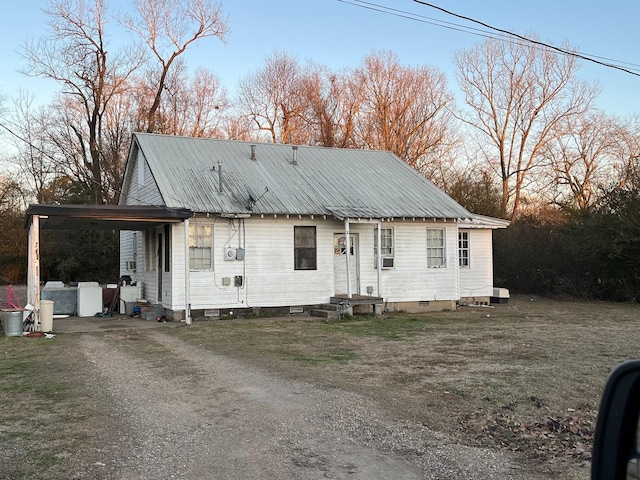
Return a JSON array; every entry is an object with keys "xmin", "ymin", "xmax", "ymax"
[
  {"xmin": 27, "ymin": 214, "xmax": 41, "ymax": 329},
  {"xmin": 184, "ymin": 218, "xmax": 191, "ymax": 325}
]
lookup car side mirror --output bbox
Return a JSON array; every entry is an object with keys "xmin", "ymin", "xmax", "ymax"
[{"xmin": 592, "ymin": 359, "xmax": 640, "ymax": 479}]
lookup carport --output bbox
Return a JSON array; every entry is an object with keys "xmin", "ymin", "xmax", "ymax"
[{"xmin": 24, "ymin": 204, "xmax": 193, "ymax": 328}]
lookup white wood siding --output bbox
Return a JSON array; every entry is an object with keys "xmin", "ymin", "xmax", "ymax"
[
  {"xmin": 459, "ymin": 229, "xmax": 494, "ymax": 298},
  {"xmin": 356, "ymin": 221, "xmax": 460, "ymax": 303},
  {"xmin": 126, "ymin": 214, "xmax": 500, "ymax": 311},
  {"xmin": 120, "ymin": 148, "xmax": 164, "ymax": 299},
  {"xmin": 158, "ymin": 217, "xmax": 470, "ymax": 311},
  {"xmin": 176, "ymin": 216, "xmax": 336, "ymax": 309},
  {"xmin": 119, "ymin": 231, "xmax": 144, "ymax": 284},
  {"xmin": 122, "ymin": 149, "xmax": 163, "ymax": 206}
]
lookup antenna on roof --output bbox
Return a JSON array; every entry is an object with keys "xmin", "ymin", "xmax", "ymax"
[{"xmin": 246, "ymin": 185, "xmax": 269, "ymax": 211}]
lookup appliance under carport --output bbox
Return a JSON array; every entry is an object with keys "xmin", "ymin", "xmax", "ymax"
[{"xmin": 24, "ymin": 204, "xmax": 193, "ymax": 330}]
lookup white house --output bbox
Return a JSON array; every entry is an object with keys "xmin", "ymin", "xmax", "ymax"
[{"xmin": 117, "ymin": 133, "xmax": 508, "ymax": 321}]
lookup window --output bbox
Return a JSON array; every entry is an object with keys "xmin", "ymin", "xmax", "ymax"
[
  {"xmin": 374, "ymin": 227, "xmax": 394, "ymax": 257},
  {"xmin": 294, "ymin": 226, "xmax": 317, "ymax": 270},
  {"xmin": 189, "ymin": 224, "xmax": 213, "ymax": 270},
  {"xmin": 374, "ymin": 227, "xmax": 394, "ymax": 268},
  {"xmin": 427, "ymin": 228, "xmax": 445, "ymax": 268},
  {"xmin": 459, "ymin": 230, "xmax": 470, "ymax": 268},
  {"xmin": 334, "ymin": 235, "xmax": 354, "ymax": 256}
]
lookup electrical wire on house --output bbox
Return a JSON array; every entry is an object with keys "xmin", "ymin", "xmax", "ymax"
[{"xmin": 339, "ymin": 0, "xmax": 640, "ymax": 77}]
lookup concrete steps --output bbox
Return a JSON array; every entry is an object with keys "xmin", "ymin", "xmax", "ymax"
[{"xmin": 310, "ymin": 304, "xmax": 340, "ymax": 320}]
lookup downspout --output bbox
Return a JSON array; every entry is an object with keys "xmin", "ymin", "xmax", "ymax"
[
  {"xmin": 376, "ymin": 221, "xmax": 382, "ymax": 297},
  {"xmin": 27, "ymin": 214, "xmax": 41, "ymax": 329},
  {"xmin": 184, "ymin": 218, "xmax": 191, "ymax": 325},
  {"xmin": 345, "ymin": 219, "xmax": 352, "ymax": 299}
]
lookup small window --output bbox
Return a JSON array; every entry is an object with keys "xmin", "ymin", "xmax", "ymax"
[
  {"xmin": 459, "ymin": 230, "xmax": 470, "ymax": 268},
  {"xmin": 334, "ymin": 235, "xmax": 354, "ymax": 256},
  {"xmin": 374, "ymin": 227, "xmax": 394, "ymax": 256},
  {"xmin": 189, "ymin": 224, "xmax": 213, "ymax": 270},
  {"xmin": 294, "ymin": 226, "xmax": 317, "ymax": 270},
  {"xmin": 374, "ymin": 227, "xmax": 394, "ymax": 268},
  {"xmin": 427, "ymin": 228, "xmax": 445, "ymax": 268}
]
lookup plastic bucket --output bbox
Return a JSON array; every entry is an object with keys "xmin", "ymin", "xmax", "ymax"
[
  {"xmin": 1, "ymin": 309, "xmax": 24, "ymax": 337},
  {"xmin": 40, "ymin": 300, "xmax": 54, "ymax": 332}
]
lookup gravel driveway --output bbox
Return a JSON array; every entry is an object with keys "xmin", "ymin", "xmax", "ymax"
[{"xmin": 74, "ymin": 329, "xmax": 533, "ymax": 480}]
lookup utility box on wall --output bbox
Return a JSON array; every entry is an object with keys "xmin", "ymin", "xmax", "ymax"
[{"xmin": 224, "ymin": 247, "xmax": 236, "ymax": 261}]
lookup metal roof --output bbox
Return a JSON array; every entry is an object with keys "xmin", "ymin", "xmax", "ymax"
[
  {"xmin": 458, "ymin": 214, "xmax": 511, "ymax": 229},
  {"xmin": 25, "ymin": 204, "xmax": 192, "ymax": 230},
  {"xmin": 131, "ymin": 133, "xmax": 472, "ymax": 220}
]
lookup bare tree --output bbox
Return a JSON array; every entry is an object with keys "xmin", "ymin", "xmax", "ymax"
[
  {"xmin": 220, "ymin": 112, "xmax": 260, "ymax": 142},
  {"xmin": 236, "ymin": 51, "xmax": 310, "ymax": 144},
  {"xmin": 541, "ymin": 111, "xmax": 622, "ymax": 209},
  {"xmin": 8, "ymin": 92, "xmax": 59, "ymax": 202},
  {"xmin": 152, "ymin": 62, "xmax": 229, "ymax": 137},
  {"xmin": 22, "ymin": 0, "xmax": 143, "ymax": 203},
  {"xmin": 455, "ymin": 37, "xmax": 599, "ymax": 219},
  {"xmin": 353, "ymin": 50, "xmax": 457, "ymax": 174},
  {"xmin": 612, "ymin": 114, "xmax": 640, "ymax": 191},
  {"xmin": 122, "ymin": 0, "xmax": 228, "ymax": 133},
  {"xmin": 297, "ymin": 64, "xmax": 359, "ymax": 148}
]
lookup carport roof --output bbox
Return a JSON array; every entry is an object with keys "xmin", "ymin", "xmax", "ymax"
[{"xmin": 24, "ymin": 204, "xmax": 192, "ymax": 230}]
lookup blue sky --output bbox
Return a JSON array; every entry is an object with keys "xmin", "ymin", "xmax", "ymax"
[{"xmin": 1, "ymin": 0, "xmax": 639, "ymax": 117}]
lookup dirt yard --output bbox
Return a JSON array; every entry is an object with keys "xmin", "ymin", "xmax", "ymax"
[{"xmin": 1, "ymin": 294, "xmax": 639, "ymax": 479}]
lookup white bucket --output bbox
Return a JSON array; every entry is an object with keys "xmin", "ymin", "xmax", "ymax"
[{"xmin": 40, "ymin": 300, "xmax": 54, "ymax": 332}]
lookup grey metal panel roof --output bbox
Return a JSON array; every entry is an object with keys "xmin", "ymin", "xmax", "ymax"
[
  {"xmin": 132, "ymin": 133, "xmax": 472, "ymax": 220},
  {"xmin": 459, "ymin": 214, "xmax": 511, "ymax": 229}
]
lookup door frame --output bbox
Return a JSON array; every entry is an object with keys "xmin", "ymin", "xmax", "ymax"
[{"xmin": 333, "ymin": 232, "xmax": 360, "ymax": 296}]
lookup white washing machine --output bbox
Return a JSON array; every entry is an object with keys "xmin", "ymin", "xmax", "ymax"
[{"xmin": 77, "ymin": 281, "xmax": 103, "ymax": 317}]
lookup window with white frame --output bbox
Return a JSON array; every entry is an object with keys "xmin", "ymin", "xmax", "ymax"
[
  {"xmin": 427, "ymin": 228, "xmax": 446, "ymax": 268},
  {"xmin": 189, "ymin": 224, "xmax": 213, "ymax": 270},
  {"xmin": 374, "ymin": 227, "xmax": 394, "ymax": 267},
  {"xmin": 458, "ymin": 230, "xmax": 470, "ymax": 268}
]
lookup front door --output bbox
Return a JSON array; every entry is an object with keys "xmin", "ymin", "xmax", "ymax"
[{"xmin": 333, "ymin": 233, "xmax": 360, "ymax": 295}]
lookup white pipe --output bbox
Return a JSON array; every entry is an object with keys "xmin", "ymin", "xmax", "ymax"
[
  {"xmin": 184, "ymin": 218, "xmax": 191, "ymax": 325},
  {"xmin": 376, "ymin": 222, "xmax": 382, "ymax": 297},
  {"xmin": 345, "ymin": 219, "xmax": 352, "ymax": 299}
]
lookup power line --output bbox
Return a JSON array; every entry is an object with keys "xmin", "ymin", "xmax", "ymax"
[
  {"xmin": 411, "ymin": 0, "xmax": 640, "ymax": 77},
  {"xmin": 339, "ymin": 0, "xmax": 640, "ymax": 77}
]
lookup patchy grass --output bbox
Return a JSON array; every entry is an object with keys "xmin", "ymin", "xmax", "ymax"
[
  {"xmin": 0, "ymin": 335, "xmax": 95, "ymax": 479},
  {"xmin": 2, "ymin": 295, "xmax": 639, "ymax": 479},
  {"xmin": 172, "ymin": 295, "xmax": 640, "ymax": 478}
]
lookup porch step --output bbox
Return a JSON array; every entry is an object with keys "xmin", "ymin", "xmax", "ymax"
[{"xmin": 310, "ymin": 308, "xmax": 340, "ymax": 320}]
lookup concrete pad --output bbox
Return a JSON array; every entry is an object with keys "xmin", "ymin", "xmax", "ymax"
[{"xmin": 47, "ymin": 314, "xmax": 177, "ymax": 334}]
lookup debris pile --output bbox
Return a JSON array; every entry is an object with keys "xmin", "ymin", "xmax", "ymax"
[{"xmin": 463, "ymin": 402, "xmax": 596, "ymax": 463}]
